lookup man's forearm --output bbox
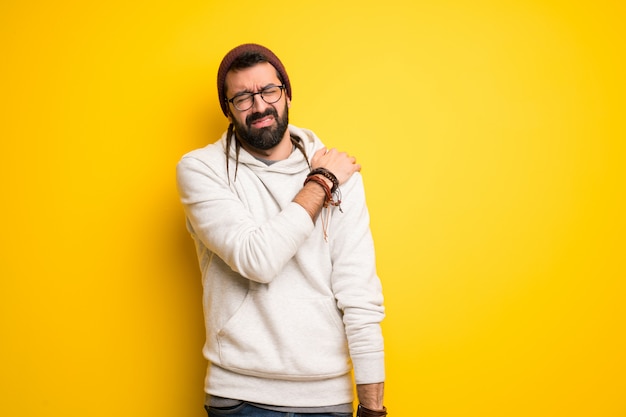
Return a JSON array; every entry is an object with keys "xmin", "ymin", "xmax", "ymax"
[
  {"xmin": 293, "ymin": 177, "xmax": 331, "ymax": 221},
  {"xmin": 357, "ymin": 382, "xmax": 385, "ymax": 410}
]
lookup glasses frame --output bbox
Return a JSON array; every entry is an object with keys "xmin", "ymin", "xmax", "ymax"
[{"xmin": 226, "ymin": 85, "xmax": 286, "ymax": 111}]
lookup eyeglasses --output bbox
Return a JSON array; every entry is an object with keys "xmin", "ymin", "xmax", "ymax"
[{"xmin": 226, "ymin": 85, "xmax": 286, "ymax": 111}]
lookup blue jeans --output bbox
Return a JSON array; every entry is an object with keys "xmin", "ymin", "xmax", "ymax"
[{"xmin": 205, "ymin": 402, "xmax": 353, "ymax": 417}]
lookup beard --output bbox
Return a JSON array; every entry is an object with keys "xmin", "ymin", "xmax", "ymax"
[{"xmin": 232, "ymin": 102, "xmax": 289, "ymax": 151}]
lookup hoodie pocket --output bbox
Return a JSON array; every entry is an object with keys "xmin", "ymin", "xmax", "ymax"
[{"xmin": 216, "ymin": 292, "xmax": 350, "ymax": 380}]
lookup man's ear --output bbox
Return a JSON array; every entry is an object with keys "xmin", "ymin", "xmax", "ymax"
[{"xmin": 287, "ymin": 97, "xmax": 291, "ymax": 108}]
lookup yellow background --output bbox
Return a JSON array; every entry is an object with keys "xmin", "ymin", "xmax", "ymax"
[{"xmin": 1, "ymin": 1, "xmax": 625, "ymax": 416}]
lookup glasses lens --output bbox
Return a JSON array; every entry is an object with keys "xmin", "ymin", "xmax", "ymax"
[
  {"xmin": 233, "ymin": 94, "xmax": 253, "ymax": 111},
  {"xmin": 261, "ymin": 86, "xmax": 283, "ymax": 104}
]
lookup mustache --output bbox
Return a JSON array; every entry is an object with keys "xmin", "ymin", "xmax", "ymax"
[{"xmin": 246, "ymin": 108, "xmax": 278, "ymax": 126}]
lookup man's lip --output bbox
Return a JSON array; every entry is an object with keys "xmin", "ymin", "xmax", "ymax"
[{"xmin": 250, "ymin": 115, "xmax": 274, "ymax": 127}]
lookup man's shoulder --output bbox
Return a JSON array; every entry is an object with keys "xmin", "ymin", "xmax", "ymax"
[
  {"xmin": 179, "ymin": 136, "xmax": 226, "ymax": 165},
  {"xmin": 176, "ymin": 138, "xmax": 229, "ymax": 187}
]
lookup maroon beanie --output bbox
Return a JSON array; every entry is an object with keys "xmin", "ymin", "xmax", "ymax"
[{"xmin": 217, "ymin": 43, "xmax": 292, "ymax": 117}]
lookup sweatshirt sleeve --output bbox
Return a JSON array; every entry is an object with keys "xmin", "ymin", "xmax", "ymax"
[
  {"xmin": 329, "ymin": 173, "xmax": 386, "ymax": 384},
  {"xmin": 176, "ymin": 154, "xmax": 314, "ymax": 284}
]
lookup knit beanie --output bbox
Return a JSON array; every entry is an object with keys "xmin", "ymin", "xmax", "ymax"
[{"xmin": 217, "ymin": 43, "xmax": 292, "ymax": 117}]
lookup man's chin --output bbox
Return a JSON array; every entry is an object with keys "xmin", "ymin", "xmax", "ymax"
[
  {"xmin": 240, "ymin": 131, "xmax": 280, "ymax": 150},
  {"xmin": 248, "ymin": 124, "xmax": 276, "ymax": 135}
]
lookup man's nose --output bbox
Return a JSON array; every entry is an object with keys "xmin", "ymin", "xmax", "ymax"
[{"xmin": 250, "ymin": 92, "xmax": 269, "ymax": 112}]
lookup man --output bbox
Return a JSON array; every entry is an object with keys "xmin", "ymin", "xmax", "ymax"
[{"xmin": 176, "ymin": 43, "xmax": 387, "ymax": 417}]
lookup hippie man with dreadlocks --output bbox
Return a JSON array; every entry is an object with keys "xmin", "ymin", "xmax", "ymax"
[{"xmin": 176, "ymin": 44, "xmax": 387, "ymax": 417}]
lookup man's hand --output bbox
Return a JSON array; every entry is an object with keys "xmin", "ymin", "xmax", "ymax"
[{"xmin": 311, "ymin": 147, "xmax": 361, "ymax": 185}]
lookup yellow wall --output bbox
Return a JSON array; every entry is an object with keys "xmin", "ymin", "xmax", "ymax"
[{"xmin": 1, "ymin": 1, "xmax": 624, "ymax": 416}]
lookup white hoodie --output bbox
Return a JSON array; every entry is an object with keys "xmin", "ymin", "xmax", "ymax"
[{"xmin": 176, "ymin": 124, "xmax": 385, "ymax": 407}]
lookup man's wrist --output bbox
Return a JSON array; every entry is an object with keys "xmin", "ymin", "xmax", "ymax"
[
  {"xmin": 308, "ymin": 167, "xmax": 338, "ymax": 193},
  {"xmin": 356, "ymin": 382, "xmax": 385, "ymax": 414}
]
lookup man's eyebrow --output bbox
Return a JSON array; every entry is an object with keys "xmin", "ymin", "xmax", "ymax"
[
  {"xmin": 232, "ymin": 83, "xmax": 280, "ymax": 97},
  {"xmin": 231, "ymin": 88, "xmax": 254, "ymax": 97}
]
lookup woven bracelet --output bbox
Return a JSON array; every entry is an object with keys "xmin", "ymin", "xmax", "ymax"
[
  {"xmin": 307, "ymin": 167, "xmax": 339, "ymax": 193},
  {"xmin": 304, "ymin": 174, "xmax": 343, "ymax": 213},
  {"xmin": 304, "ymin": 174, "xmax": 332, "ymax": 206}
]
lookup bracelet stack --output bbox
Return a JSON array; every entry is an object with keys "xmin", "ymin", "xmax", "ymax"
[
  {"xmin": 304, "ymin": 168, "xmax": 342, "ymax": 212},
  {"xmin": 308, "ymin": 167, "xmax": 339, "ymax": 193},
  {"xmin": 357, "ymin": 404, "xmax": 388, "ymax": 417}
]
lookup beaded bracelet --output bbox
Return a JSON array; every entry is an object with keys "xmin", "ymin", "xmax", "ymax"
[
  {"xmin": 357, "ymin": 404, "xmax": 388, "ymax": 417},
  {"xmin": 307, "ymin": 167, "xmax": 339, "ymax": 193}
]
